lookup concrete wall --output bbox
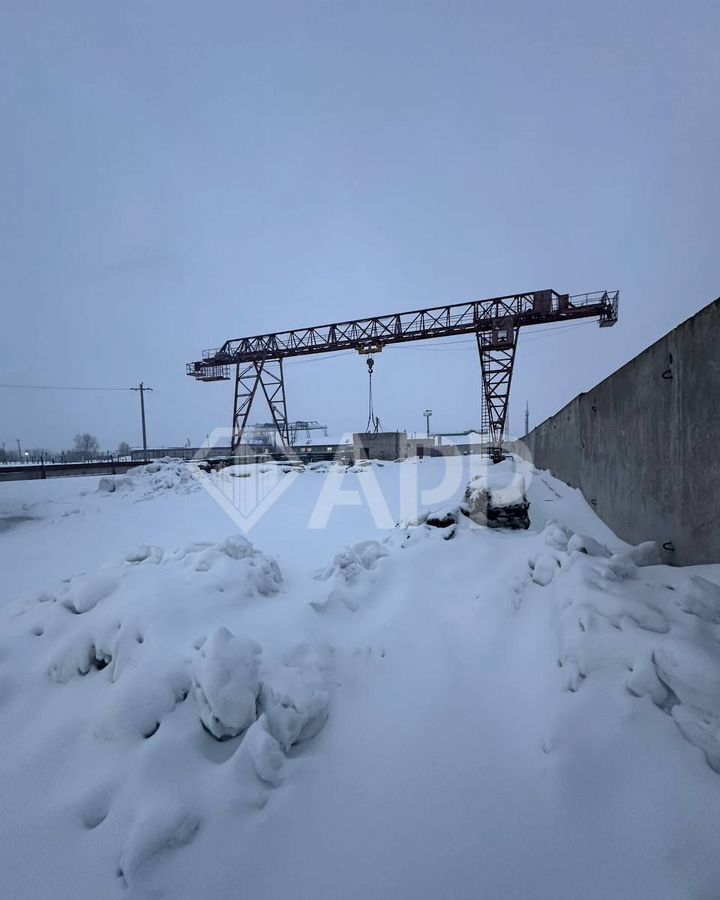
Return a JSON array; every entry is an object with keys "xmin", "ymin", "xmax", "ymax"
[
  {"xmin": 0, "ymin": 460, "xmax": 151, "ymax": 482},
  {"xmin": 523, "ymin": 297, "xmax": 720, "ymax": 566}
]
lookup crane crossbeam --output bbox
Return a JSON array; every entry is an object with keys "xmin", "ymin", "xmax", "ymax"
[
  {"xmin": 187, "ymin": 290, "xmax": 618, "ymax": 374},
  {"xmin": 186, "ymin": 288, "xmax": 619, "ymax": 454}
]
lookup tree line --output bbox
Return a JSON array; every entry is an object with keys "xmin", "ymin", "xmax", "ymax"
[{"xmin": 0, "ymin": 435, "xmax": 133, "ymax": 464}]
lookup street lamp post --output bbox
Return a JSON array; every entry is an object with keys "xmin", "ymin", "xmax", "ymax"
[{"xmin": 423, "ymin": 409, "xmax": 432, "ymax": 439}]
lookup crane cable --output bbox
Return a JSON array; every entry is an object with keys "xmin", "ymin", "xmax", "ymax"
[{"xmin": 364, "ymin": 356, "xmax": 380, "ymax": 434}]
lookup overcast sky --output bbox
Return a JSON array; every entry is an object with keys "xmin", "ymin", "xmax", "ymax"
[{"xmin": 1, "ymin": 0, "xmax": 718, "ymax": 452}]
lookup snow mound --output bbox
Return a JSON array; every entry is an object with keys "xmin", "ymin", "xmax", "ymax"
[
  {"xmin": 236, "ymin": 715, "xmax": 285, "ymax": 786},
  {"xmin": 543, "ymin": 521, "xmax": 570, "ymax": 551},
  {"xmin": 402, "ymin": 505, "xmax": 458, "ymax": 539},
  {"xmin": 0, "ymin": 528, "xmax": 334, "ymax": 886},
  {"xmin": 193, "ymin": 628, "xmax": 262, "ymax": 739},
  {"xmin": 259, "ymin": 643, "xmax": 332, "ymax": 750},
  {"xmin": 59, "ymin": 570, "xmax": 121, "ymax": 614},
  {"xmin": 98, "ymin": 458, "xmax": 202, "ymax": 498},
  {"xmin": 463, "ymin": 471, "xmax": 530, "ymax": 529},
  {"xmin": 221, "ymin": 461, "xmax": 305, "ymax": 479},
  {"xmin": 672, "ymin": 705, "xmax": 720, "ymax": 773},
  {"xmin": 676, "ymin": 575, "xmax": 720, "ymax": 624},
  {"xmin": 118, "ymin": 805, "xmax": 202, "ymax": 888},
  {"xmin": 567, "ymin": 532, "xmax": 611, "ymax": 557},
  {"xmin": 530, "ymin": 552, "xmax": 561, "ymax": 586},
  {"xmin": 527, "ymin": 525, "xmax": 720, "ymax": 773},
  {"xmin": 313, "ymin": 540, "xmax": 389, "ymax": 611},
  {"xmin": 172, "ymin": 535, "xmax": 282, "ymax": 597},
  {"xmin": 125, "ymin": 543, "xmax": 164, "ymax": 565}
]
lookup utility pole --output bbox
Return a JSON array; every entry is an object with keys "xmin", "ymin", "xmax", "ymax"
[
  {"xmin": 423, "ymin": 409, "xmax": 432, "ymax": 438},
  {"xmin": 16, "ymin": 438, "xmax": 22, "ymax": 459},
  {"xmin": 524, "ymin": 401, "xmax": 529, "ymax": 436},
  {"xmin": 130, "ymin": 383, "xmax": 153, "ymax": 460}
]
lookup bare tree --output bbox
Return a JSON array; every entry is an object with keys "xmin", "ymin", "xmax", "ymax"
[
  {"xmin": 73, "ymin": 433, "xmax": 100, "ymax": 461},
  {"xmin": 117, "ymin": 441, "xmax": 132, "ymax": 458},
  {"xmin": 28, "ymin": 447, "xmax": 53, "ymax": 461}
]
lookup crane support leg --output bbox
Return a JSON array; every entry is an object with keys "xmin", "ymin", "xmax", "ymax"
[
  {"xmin": 257, "ymin": 358, "xmax": 291, "ymax": 451},
  {"xmin": 231, "ymin": 362, "xmax": 265, "ymax": 452},
  {"xmin": 231, "ymin": 359, "xmax": 291, "ymax": 453},
  {"xmin": 476, "ymin": 321, "xmax": 520, "ymax": 459}
]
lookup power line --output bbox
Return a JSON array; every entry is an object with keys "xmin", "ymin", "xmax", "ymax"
[
  {"xmin": 390, "ymin": 320, "xmax": 594, "ymax": 353},
  {"xmin": 283, "ymin": 321, "xmax": 596, "ymax": 364},
  {"xmin": 0, "ymin": 383, "xmax": 146, "ymax": 392},
  {"xmin": 520, "ymin": 321, "xmax": 594, "ymax": 342},
  {"xmin": 285, "ymin": 350, "xmax": 357, "ymax": 367}
]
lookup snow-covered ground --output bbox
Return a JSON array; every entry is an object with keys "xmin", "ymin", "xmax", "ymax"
[{"xmin": 1, "ymin": 457, "xmax": 720, "ymax": 900}]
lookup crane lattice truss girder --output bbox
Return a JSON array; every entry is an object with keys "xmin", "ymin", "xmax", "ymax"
[
  {"xmin": 188, "ymin": 289, "xmax": 619, "ymax": 453},
  {"xmin": 188, "ymin": 290, "xmax": 617, "ymax": 369}
]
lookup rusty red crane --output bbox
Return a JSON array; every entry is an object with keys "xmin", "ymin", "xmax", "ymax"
[{"xmin": 187, "ymin": 289, "xmax": 619, "ymax": 454}]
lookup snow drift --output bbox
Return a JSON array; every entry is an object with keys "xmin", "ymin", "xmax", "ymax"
[{"xmin": 1, "ymin": 456, "xmax": 720, "ymax": 899}]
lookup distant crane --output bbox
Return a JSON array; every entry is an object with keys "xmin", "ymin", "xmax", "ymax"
[
  {"xmin": 246, "ymin": 420, "xmax": 327, "ymax": 448},
  {"xmin": 289, "ymin": 420, "xmax": 327, "ymax": 446},
  {"xmin": 187, "ymin": 289, "xmax": 619, "ymax": 456}
]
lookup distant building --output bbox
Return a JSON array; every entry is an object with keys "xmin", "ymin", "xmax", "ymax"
[
  {"xmin": 353, "ymin": 432, "xmax": 408, "ymax": 461},
  {"xmin": 406, "ymin": 436, "xmax": 437, "ymax": 457}
]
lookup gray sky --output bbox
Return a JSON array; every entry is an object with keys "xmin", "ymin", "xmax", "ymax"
[{"xmin": 2, "ymin": 0, "xmax": 718, "ymax": 452}]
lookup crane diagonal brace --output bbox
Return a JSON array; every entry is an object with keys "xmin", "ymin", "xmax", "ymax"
[
  {"xmin": 231, "ymin": 362, "xmax": 264, "ymax": 451},
  {"xmin": 231, "ymin": 360, "xmax": 290, "ymax": 452}
]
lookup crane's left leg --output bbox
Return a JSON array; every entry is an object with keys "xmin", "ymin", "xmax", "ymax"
[{"xmin": 231, "ymin": 362, "xmax": 265, "ymax": 453}]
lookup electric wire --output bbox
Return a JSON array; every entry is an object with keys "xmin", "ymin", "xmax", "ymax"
[
  {"xmin": 0, "ymin": 319, "xmax": 596, "ymax": 390},
  {"xmin": 0, "ymin": 383, "xmax": 144, "ymax": 392},
  {"xmin": 283, "ymin": 319, "xmax": 595, "ymax": 363}
]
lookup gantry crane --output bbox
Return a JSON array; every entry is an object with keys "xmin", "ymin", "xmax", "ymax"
[
  {"xmin": 187, "ymin": 289, "xmax": 619, "ymax": 454},
  {"xmin": 246, "ymin": 420, "xmax": 327, "ymax": 448}
]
